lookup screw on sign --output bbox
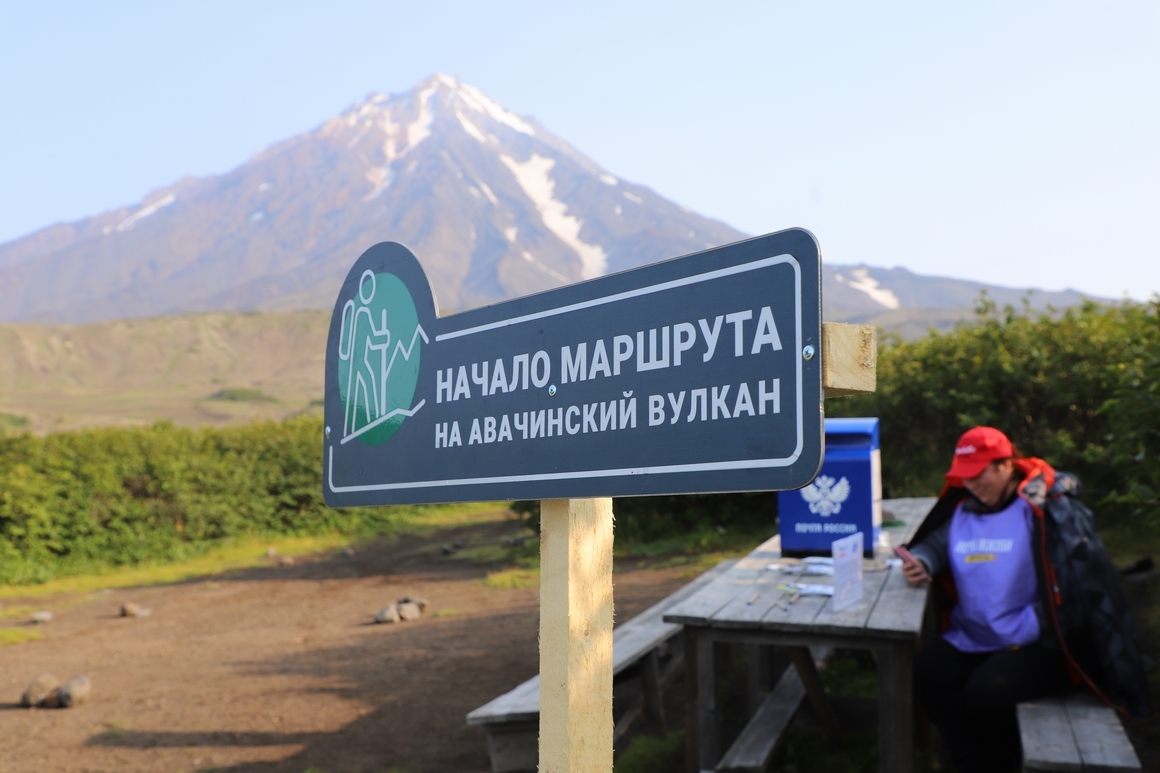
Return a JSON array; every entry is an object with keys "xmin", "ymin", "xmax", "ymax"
[{"xmin": 322, "ymin": 228, "xmax": 875, "ymax": 772}]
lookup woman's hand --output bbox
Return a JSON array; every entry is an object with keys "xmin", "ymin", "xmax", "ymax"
[{"xmin": 902, "ymin": 560, "xmax": 931, "ymax": 586}]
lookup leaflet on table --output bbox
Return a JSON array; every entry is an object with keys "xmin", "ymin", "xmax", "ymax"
[{"xmin": 831, "ymin": 532, "xmax": 865, "ymax": 612}]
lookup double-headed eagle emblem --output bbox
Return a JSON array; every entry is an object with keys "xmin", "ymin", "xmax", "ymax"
[{"xmin": 800, "ymin": 475, "xmax": 851, "ymax": 516}]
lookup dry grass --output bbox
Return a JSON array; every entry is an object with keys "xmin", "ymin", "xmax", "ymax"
[
  {"xmin": 0, "ymin": 310, "xmax": 330, "ymax": 432},
  {"xmin": 0, "ymin": 503, "xmax": 510, "ymax": 601}
]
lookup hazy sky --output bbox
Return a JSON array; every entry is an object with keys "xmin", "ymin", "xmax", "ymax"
[{"xmin": 2, "ymin": 2, "xmax": 1157, "ymax": 299}]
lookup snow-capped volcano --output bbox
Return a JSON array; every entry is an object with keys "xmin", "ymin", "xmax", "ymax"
[
  {"xmin": 0, "ymin": 75, "xmax": 744, "ymax": 323},
  {"xmin": 0, "ymin": 74, "xmax": 1101, "ymax": 328}
]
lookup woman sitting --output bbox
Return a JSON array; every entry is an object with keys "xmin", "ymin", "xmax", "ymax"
[{"xmin": 903, "ymin": 426, "xmax": 1149, "ymax": 772}]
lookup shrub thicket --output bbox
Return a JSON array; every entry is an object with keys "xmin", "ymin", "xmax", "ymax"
[
  {"xmin": 0, "ymin": 416, "xmax": 411, "ymax": 584},
  {"xmin": 828, "ymin": 298, "xmax": 1160, "ymax": 524},
  {"xmin": 3, "ymin": 298, "xmax": 1157, "ymax": 584}
]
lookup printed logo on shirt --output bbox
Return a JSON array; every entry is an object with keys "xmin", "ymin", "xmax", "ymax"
[
  {"xmin": 954, "ymin": 538, "xmax": 1014, "ymax": 554},
  {"xmin": 964, "ymin": 553, "xmax": 997, "ymax": 563}
]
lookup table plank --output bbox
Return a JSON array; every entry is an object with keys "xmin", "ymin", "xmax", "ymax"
[
  {"xmin": 467, "ymin": 675, "xmax": 542, "ymax": 725},
  {"xmin": 878, "ymin": 640, "xmax": 916, "ymax": 773},
  {"xmin": 470, "ymin": 559, "xmax": 736, "ymax": 727},
  {"xmin": 865, "ymin": 566, "xmax": 929, "ymax": 639},
  {"xmin": 1018, "ymin": 698, "xmax": 1083, "ymax": 772},
  {"xmin": 612, "ymin": 559, "xmax": 735, "ymax": 672},
  {"xmin": 715, "ymin": 665, "xmax": 806, "ymax": 773},
  {"xmin": 1064, "ymin": 693, "xmax": 1142, "ymax": 772},
  {"xmin": 808, "ymin": 570, "xmax": 891, "ymax": 636},
  {"xmin": 760, "ymin": 591, "xmax": 830, "ymax": 632},
  {"xmin": 710, "ymin": 564, "xmax": 793, "ymax": 628},
  {"xmin": 663, "ymin": 535, "xmax": 781, "ymax": 626}
]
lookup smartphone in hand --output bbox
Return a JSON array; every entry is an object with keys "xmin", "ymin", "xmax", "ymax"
[{"xmin": 893, "ymin": 546, "xmax": 932, "ymax": 583}]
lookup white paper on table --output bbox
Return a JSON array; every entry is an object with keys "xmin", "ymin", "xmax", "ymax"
[
  {"xmin": 777, "ymin": 565, "xmax": 834, "ymax": 576},
  {"xmin": 782, "ymin": 582, "xmax": 834, "ymax": 596},
  {"xmin": 831, "ymin": 532, "xmax": 864, "ymax": 612}
]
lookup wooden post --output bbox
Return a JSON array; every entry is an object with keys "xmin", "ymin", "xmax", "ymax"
[
  {"xmin": 540, "ymin": 498, "xmax": 615, "ymax": 773},
  {"xmin": 822, "ymin": 322, "xmax": 877, "ymax": 398}
]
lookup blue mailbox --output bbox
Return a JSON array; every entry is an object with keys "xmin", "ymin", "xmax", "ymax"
[{"xmin": 779, "ymin": 417, "xmax": 881, "ymax": 558}]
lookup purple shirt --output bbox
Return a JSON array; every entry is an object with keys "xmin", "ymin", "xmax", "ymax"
[{"xmin": 943, "ymin": 496, "xmax": 1041, "ymax": 652}]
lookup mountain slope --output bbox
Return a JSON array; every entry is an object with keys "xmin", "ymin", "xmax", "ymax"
[
  {"xmin": 0, "ymin": 75, "xmax": 744, "ymax": 323},
  {"xmin": 0, "ymin": 74, "xmax": 1103, "ymax": 330},
  {"xmin": 820, "ymin": 263, "xmax": 1100, "ymax": 336}
]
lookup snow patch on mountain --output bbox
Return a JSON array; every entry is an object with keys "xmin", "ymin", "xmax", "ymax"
[
  {"xmin": 363, "ymin": 166, "xmax": 395, "ymax": 201},
  {"xmin": 406, "ymin": 84, "xmax": 438, "ymax": 150},
  {"xmin": 523, "ymin": 250, "xmax": 571, "ymax": 283},
  {"xmin": 477, "ymin": 180, "xmax": 498, "ymax": 205},
  {"xmin": 113, "ymin": 194, "xmax": 175, "ymax": 233},
  {"xmin": 836, "ymin": 268, "xmax": 901, "ymax": 309},
  {"xmin": 501, "ymin": 153, "xmax": 607, "ymax": 279},
  {"xmin": 447, "ymin": 76, "xmax": 535, "ymax": 136},
  {"xmin": 455, "ymin": 109, "xmax": 490, "ymax": 144}
]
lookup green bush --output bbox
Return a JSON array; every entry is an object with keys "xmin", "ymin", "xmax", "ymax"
[
  {"xmin": 828, "ymin": 297, "xmax": 1160, "ymax": 525},
  {"xmin": 512, "ymin": 493, "xmax": 778, "ymax": 548},
  {"xmin": 0, "ymin": 416, "xmax": 410, "ymax": 584},
  {"xmin": 4, "ymin": 298, "xmax": 1158, "ymax": 587}
]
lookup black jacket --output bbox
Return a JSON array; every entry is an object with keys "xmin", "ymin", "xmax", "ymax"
[{"xmin": 908, "ymin": 462, "xmax": 1150, "ymax": 717}]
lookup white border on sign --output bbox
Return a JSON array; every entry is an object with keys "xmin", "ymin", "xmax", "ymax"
[{"xmin": 327, "ymin": 253, "xmax": 804, "ymax": 494}]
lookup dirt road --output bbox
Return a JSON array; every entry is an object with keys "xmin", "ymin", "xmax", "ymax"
[{"xmin": 0, "ymin": 516, "xmax": 695, "ymax": 773}]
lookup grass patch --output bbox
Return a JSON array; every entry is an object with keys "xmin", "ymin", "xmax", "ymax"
[
  {"xmin": 0, "ymin": 628, "xmax": 41, "ymax": 646},
  {"xmin": 483, "ymin": 568, "xmax": 539, "ymax": 589},
  {"xmin": 821, "ymin": 650, "xmax": 880, "ymax": 698},
  {"xmin": 0, "ymin": 534, "xmax": 349, "ymax": 599},
  {"xmin": 432, "ymin": 609, "xmax": 460, "ymax": 619},
  {"xmin": 450, "ymin": 544, "xmax": 512, "ymax": 563},
  {"xmin": 615, "ymin": 526, "xmax": 772, "ymax": 563},
  {"xmin": 0, "ymin": 503, "xmax": 508, "ymax": 600},
  {"xmin": 614, "ymin": 730, "xmax": 685, "ymax": 773},
  {"xmin": 207, "ymin": 387, "xmax": 277, "ymax": 402},
  {"xmin": 0, "ymin": 605, "xmax": 35, "ymax": 620},
  {"xmin": 0, "ymin": 412, "xmax": 29, "ymax": 430}
]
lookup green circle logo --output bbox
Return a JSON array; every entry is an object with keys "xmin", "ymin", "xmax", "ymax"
[{"xmin": 337, "ymin": 271, "xmax": 426, "ymax": 446}]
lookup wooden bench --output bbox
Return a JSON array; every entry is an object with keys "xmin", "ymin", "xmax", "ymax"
[
  {"xmin": 467, "ymin": 559, "xmax": 736, "ymax": 773},
  {"xmin": 1018, "ymin": 692, "xmax": 1141, "ymax": 772}
]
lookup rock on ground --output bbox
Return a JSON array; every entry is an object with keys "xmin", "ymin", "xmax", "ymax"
[
  {"xmin": 30, "ymin": 610, "xmax": 53, "ymax": 624},
  {"xmin": 374, "ymin": 604, "xmax": 400, "ymax": 624},
  {"xmin": 397, "ymin": 596, "xmax": 428, "ymax": 612},
  {"xmin": 397, "ymin": 602, "xmax": 422, "ymax": 621},
  {"xmin": 56, "ymin": 676, "xmax": 92, "ymax": 708},
  {"xmin": 21, "ymin": 673, "xmax": 58, "ymax": 707},
  {"xmin": 120, "ymin": 603, "xmax": 151, "ymax": 618}
]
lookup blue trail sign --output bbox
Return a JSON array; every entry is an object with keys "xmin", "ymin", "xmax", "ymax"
[{"xmin": 323, "ymin": 228, "xmax": 823, "ymax": 506}]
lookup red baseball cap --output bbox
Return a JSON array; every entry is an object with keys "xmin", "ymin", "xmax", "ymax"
[{"xmin": 946, "ymin": 426, "xmax": 1014, "ymax": 480}]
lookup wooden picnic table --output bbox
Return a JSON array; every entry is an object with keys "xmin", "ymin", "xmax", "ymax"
[{"xmin": 663, "ymin": 497, "xmax": 935, "ymax": 773}]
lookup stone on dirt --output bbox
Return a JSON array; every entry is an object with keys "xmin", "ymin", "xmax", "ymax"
[
  {"xmin": 397, "ymin": 596, "xmax": 428, "ymax": 612},
  {"xmin": 30, "ymin": 610, "xmax": 53, "ymax": 624},
  {"xmin": 374, "ymin": 604, "xmax": 400, "ymax": 624},
  {"xmin": 120, "ymin": 602, "xmax": 152, "ymax": 618},
  {"xmin": 398, "ymin": 601, "xmax": 422, "ymax": 621},
  {"xmin": 21, "ymin": 673, "xmax": 59, "ymax": 707},
  {"xmin": 279, "ymin": 556, "xmax": 296, "ymax": 567},
  {"xmin": 340, "ymin": 547, "xmax": 356, "ymax": 558},
  {"xmin": 56, "ymin": 676, "xmax": 92, "ymax": 708},
  {"xmin": 266, "ymin": 546, "xmax": 278, "ymax": 557}
]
